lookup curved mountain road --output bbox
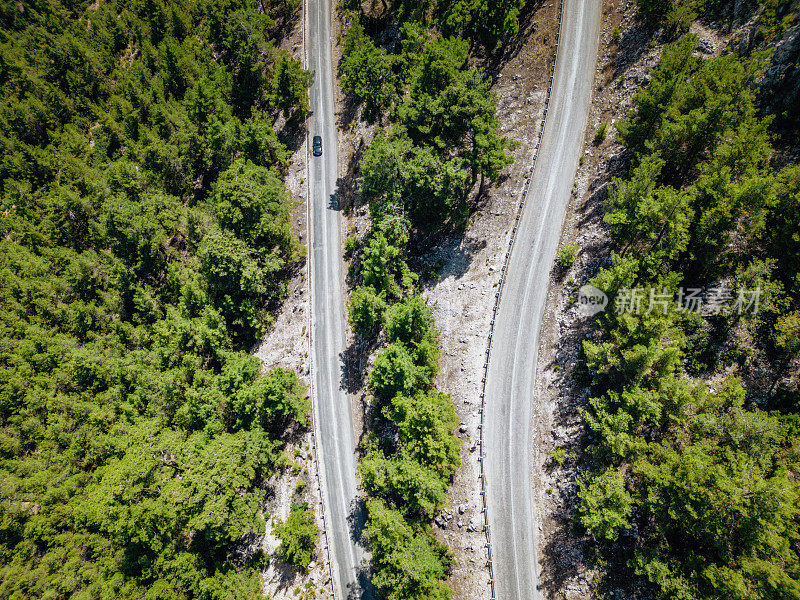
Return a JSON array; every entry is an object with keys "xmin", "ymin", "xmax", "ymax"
[
  {"xmin": 483, "ymin": 3, "xmax": 602, "ymax": 600},
  {"xmin": 305, "ymin": 0, "xmax": 367, "ymax": 598}
]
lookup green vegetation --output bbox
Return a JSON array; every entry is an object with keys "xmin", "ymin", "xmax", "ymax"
[
  {"xmin": 636, "ymin": 0, "xmax": 796, "ymax": 37},
  {"xmin": 344, "ymin": 233, "xmax": 360, "ymax": 253},
  {"xmin": 348, "ymin": 285, "xmax": 389, "ymax": 335},
  {"xmin": 635, "ymin": 0, "xmax": 717, "ymax": 34},
  {"xmin": 360, "ymin": 217, "xmax": 417, "ymax": 298},
  {"xmin": 593, "ymin": 122, "xmax": 608, "ymax": 145},
  {"xmin": 0, "ymin": 1, "xmax": 313, "ymax": 598},
  {"xmin": 273, "ymin": 502, "xmax": 319, "ymax": 571},
  {"xmin": 549, "ymin": 445, "xmax": 568, "ymax": 467},
  {"xmin": 341, "ymin": 20, "xmax": 516, "ymax": 235},
  {"xmin": 578, "ymin": 33, "xmax": 800, "ymax": 600},
  {"xmin": 343, "ymin": 0, "xmax": 525, "ymax": 51},
  {"xmin": 364, "ymin": 498, "xmax": 454, "ymax": 600},
  {"xmin": 357, "ymin": 287, "xmax": 460, "ymax": 600},
  {"xmin": 559, "ymin": 243, "xmax": 580, "ymax": 269},
  {"xmin": 341, "ymin": 3, "xmax": 519, "ymax": 595}
]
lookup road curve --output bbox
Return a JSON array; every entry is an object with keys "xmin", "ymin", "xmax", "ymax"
[
  {"xmin": 483, "ymin": 2, "xmax": 601, "ymax": 600},
  {"xmin": 305, "ymin": 0, "xmax": 366, "ymax": 598}
]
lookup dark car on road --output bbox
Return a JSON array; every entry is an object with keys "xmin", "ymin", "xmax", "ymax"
[{"xmin": 312, "ymin": 135, "xmax": 322, "ymax": 156}]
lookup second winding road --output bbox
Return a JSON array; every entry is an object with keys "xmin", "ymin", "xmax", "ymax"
[{"xmin": 483, "ymin": 2, "xmax": 602, "ymax": 599}]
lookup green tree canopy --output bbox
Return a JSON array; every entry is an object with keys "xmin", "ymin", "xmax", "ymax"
[
  {"xmin": 348, "ymin": 285, "xmax": 389, "ymax": 335},
  {"xmin": 273, "ymin": 502, "xmax": 319, "ymax": 571},
  {"xmin": 364, "ymin": 499, "xmax": 454, "ymax": 600}
]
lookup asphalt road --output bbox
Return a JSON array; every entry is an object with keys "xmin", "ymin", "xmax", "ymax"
[
  {"xmin": 305, "ymin": 0, "xmax": 366, "ymax": 598},
  {"xmin": 483, "ymin": 2, "xmax": 602, "ymax": 599}
]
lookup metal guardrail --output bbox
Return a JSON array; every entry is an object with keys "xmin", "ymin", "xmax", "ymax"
[{"xmin": 477, "ymin": 2, "xmax": 566, "ymax": 598}]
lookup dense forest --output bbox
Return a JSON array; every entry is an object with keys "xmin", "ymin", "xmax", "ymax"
[
  {"xmin": 341, "ymin": 22, "xmax": 516, "ymax": 234},
  {"xmin": 4, "ymin": 0, "xmax": 799, "ymax": 599},
  {"xmin": 0, "ymin": 0, "xmax": 314, "ymax": 598},
  {"xmin": 576, "ymin": 2, "xmax": 800, "ymax": 600},
  {"xmin": 340, "ymin": 0, "xmax": 520, "ymax": 597}
]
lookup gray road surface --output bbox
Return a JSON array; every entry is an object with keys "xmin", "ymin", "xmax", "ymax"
[
  {"xmin": 305, "ymin": 0, "xmax": 366, "ymax": 598},
  {"xmin": 483, "ymin": 2, "xmax": 602, "ymax": 599}
]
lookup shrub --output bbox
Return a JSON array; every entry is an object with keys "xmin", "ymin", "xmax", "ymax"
[
  {"xmin": 345, "ymin": 234, "xmax": 359, "ymax": 253},
  {"xmin": 577, "ymin": 468, "xmax": 632, "ymax": 541},
  {"xmin": 385, "ymin": 294, "xmax": 436, "ymax": 347},
  {"xmin": 559, "ymin": 243, "xmax": 579, "ymax": 268},
  {"xmin": 236, "ymin": 366, "xmax": 311, "ymax": 430},
  {"xmin": 364, "ymin": 498, "xmax": 454, "ymax": 600},
  {"xmin": 273, "ymin": 502, "xmax": 319, "ymax": 571},
  {"xmin": 348, "ymin": 286, "xmax": 388, "ymax": 335},
  {"xmin": 359, "ymin": 450, "xmax": 449, "ymax": 517},
  {"xmin": 549, "ymin": 445, "xmax": 567, "ymax": 466},
  {"xmin": 387, "ymin": 391, "xmax": 461, "ymax": 481},
  {"xmin": 369, "ymin": 343, "xmax": 422, "ymax": 403},
  {"xmin": 593, "ymin": 122, "xmax": 608, "ymax": 145}
]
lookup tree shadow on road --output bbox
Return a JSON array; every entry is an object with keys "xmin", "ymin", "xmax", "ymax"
[
  {"xmin": 346, "ymin": 497, "xmax": 377, "ymax": 600},
  {"xmin": 337, "ymin": 136, "xmax": 366, "ymax": 215},
  {"xmin": 340, "ymin": 335, "xmax": 382, "ymax": 395},
  {"xmin": 345, "ymin": 566, "xmax": 376, "ymax": 600}
]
